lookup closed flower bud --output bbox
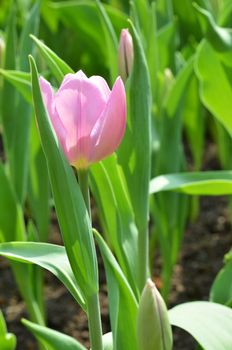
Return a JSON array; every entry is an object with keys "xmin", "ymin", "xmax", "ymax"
[
  {"xmin": 118, "ymin": 29, "xmax": 134, "ymax": 83},
  {"xmin": 137, "ymin": 279, "xmax": 173, "ymax": 350}
]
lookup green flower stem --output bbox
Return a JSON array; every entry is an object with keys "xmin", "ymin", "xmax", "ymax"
[
  {"xmin": 78, "ymin": 169, "xmax": 91, "ymax": 217},
  {"xmin": 138, "ymin": 226, "xmax": 149, "ymax": 292},
  {"xmin": 78, "ymin": 168, "xmax": 103, "ymax": 350},
  {"xmin": 86, "ymin": 293, "xmax": 103, "ymax": 350}
]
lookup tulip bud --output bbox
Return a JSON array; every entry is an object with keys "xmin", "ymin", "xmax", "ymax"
[
  {"xmin": 118, "ymin": 29, "xmax": 134, "ymax": 83},
  {"xmin": 137, "ymin": 279, "xmax": 173, "ymax": 350}
]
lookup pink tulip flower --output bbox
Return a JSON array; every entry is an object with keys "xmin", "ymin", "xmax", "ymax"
[{"xmin": 39, "ymin": 71, "xmax": 126, "ymax": 169}]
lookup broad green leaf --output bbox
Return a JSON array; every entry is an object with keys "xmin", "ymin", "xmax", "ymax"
[
  {"xmin": 0, "ymin": 162, "xmax": 25, "ymax": 243},
  {"xmin": 30, "ymin": 35, "xmax": 73, "ymax": 84},
  {"xmin": 22, "ymin": 319, "xmax": 87, "ymax": 350},
  {"xmin": 0, "ymin": 242, "xmax": 86, "ymax": 311},
  {"xmin": 195, "ymin": 40, "xmax": 232, "ymax": 136},
  {"xmin": 150, "ymin": 171, "xmax": 232, "ymax": 195},
  {"xmin": 29, "ymin": 56, "xmax": 98, "ymax": 298},
  {"xmin": 210, "ymin": 258, "xmax": 232, "ymax": 306},
  {"xmin": 194, "ymin": 3, "xmax": 232, "ymax": 66},
  {"xmin": 94, "ymin": 230, "xmax": 138, "ymax": 350},
  {"xmin": 90, "ymin": 155, "xmax": 139, "ymax": 297},
  {"xmin": 95, "ymin": 0, "xmax": 118, "ymax": 83},
  {"xmin": 169, "ymin": 301, "xmax": 232, "ymax": 350},
  {"xmin": 0, "ymin": 70, "xmax": 31, "ymax": 103}
]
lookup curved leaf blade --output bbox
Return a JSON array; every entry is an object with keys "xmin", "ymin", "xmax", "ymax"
[
  {"xmin": 22, "ymin": 319, "xmax": 87, "ymax": 350},
  {"xmin": 94, "ymin": 230, "xmax": 138, "ymax": 350},
  {"xmin": 150, "ymin": 171, "xmax": 232, "ymax": 195},
  {"xmin": 0, "ymin": 242, "xmax": 86, "ymax": 311},
  {"xmin": 210, "ymin": 259, "xmax": 232, "ymax": 306},
  {"xmin": 169, "ymin": 301, "xmax": 232, "ymax": 350},
  {"xmin": 29, "ymin": 55, "xmax": 98, "ymax": 298}
]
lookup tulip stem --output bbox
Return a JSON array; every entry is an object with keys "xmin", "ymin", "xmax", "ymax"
[
  {"xmin": 138, "ymin": 226, "xmax": 149, "ymax": 292},
  {"xmin": 77, "ymin": 169, "xmax": 103, "ymax": 350},
  {"xmin": 87, "ymin": 293, "xmax": 103, "ymax": 350},
  {"xmin": 78, "ymin": 169, "xmax": 91, "ymax": 217}
]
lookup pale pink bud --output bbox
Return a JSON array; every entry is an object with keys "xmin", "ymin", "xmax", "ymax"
[
  {"xmin": 118, "ymin": 29, "xmax": 134, "ymax": 83},
  {"xmin": 39, "ymin": 71, "xmax": 126, "ymax": 169}
]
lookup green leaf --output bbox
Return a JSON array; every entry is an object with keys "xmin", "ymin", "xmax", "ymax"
[
  {"xmin": 0, "ymin": 70, "xmax": 31, "ymax": 103},
  {"xmin": 22, "ymin": 319, "xmax": 87, "ymax": 350},
  {"xmin": 95, "ymin": 0, "xmax": 118, "ymax": 83},
  {"xmin": 193, "ymin": 3, "xmax": 232, "ymax": 66},
  {"xmin": 183, "ymin": 74, "xmax": 204, "ymax": 170},
  {"xmin": 28, "ymin": 119, "xmax": 50, "ymax": 242},
  {"xmin": 150, "ymin": 171, "xmax": 232, "ymax": 195},
  {"xmin": 169, "ymin": 301, "xmax": 232, "ymax": 350},
  {"xmin": 118, "ymin": 20, "xmax": 151, "ymax": 291},
  {"xmin": 157, "ymin": 20, "xmax": 176, "ymax": 73},
  {"xmin": 0, "ymin": 242, "xmax": 86, "ymax": 311},
  {"xmin": 0, "ymin": 162, "xmax": 25, "ymax": 242},
  {"xmin": 90, "ymin": 155, "xmax": 139, "ymax": 298},
  {"xmin": 30, "ymin": 34, "xmax": 74, "ymax": 84},
  {"xmin": 210, "ymin": 258, "xmax": 232, "ymax": 306},
  {"xmin": 51, "ymin": 1, "xmax": 127, "ymax": 71},
  {"xmin": 11, "ymin": 1, "xmax": 40, "ymax": 204},
  {"xmin": 156, "ymin": 0, "xmax": 173, "ymax": 28},
  {"xmin": 195, "ymin": 40, "xmax": 232, "ymax": 136},
  {"xmin": 0, "ymin": 311, "xmax": 16, "ymax": 350},
  {"xmin": 94, "ymin": 230, "xmax": 138, "ymax": 350},
  {"xmin": 1, "ymin": 5, "xmax": 17, "ymax": 154},
  {"xmin": 19, "ymin": 1, "xmax": 40, "ymax": 72},
  {"xmin": 118, "ymin": 20, "xmax": 151, "ymax": 241},
  {"xmin": 29, "ymin": 55, "xmax": 98, "ymax": 298}
]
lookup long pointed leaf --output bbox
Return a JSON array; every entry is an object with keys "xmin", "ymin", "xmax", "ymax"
[
  {"xmin": 22, "ymin": 319, "xmax": 87, "ymax": 350},
  {"xmin": 0, "ymin": 242, "xmax": 86, "ymax": 310},
  {"xmin": 29, "ymin": 56, "xmax": 98, "ymax": 298}
]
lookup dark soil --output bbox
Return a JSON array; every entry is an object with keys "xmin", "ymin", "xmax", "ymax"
[{"xmin": 1, "ymin": 142, "xmax": 232, "ymax": 350}]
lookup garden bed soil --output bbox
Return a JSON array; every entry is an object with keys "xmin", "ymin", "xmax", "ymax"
[{"xmin": 1, "ymin": 141, "xmax": 232, "ymax": 350}]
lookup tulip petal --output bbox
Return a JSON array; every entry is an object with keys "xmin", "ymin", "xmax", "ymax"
[
  {"xmin": 90, "ymin": 77, "xmax": 126, "ymax": 163},
  {"xmin": 61, "ymin": 70, "xmax": 87, "ymax": 88},
  {"xmin": 39, "ymin": 77, "xmax": 67, "ymax": 150},
  {"xmin": 89, "ymin": 76, "xmax": 111, "ymax": 99},
  {"xmin": 55, "ymin": 75, "xmax": 108, "ymax": 159}
]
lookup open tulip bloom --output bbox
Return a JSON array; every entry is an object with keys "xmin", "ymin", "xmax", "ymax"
[{"xmin": 39, "ymin": 71, "xmax": 126, "ymax": 170}]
